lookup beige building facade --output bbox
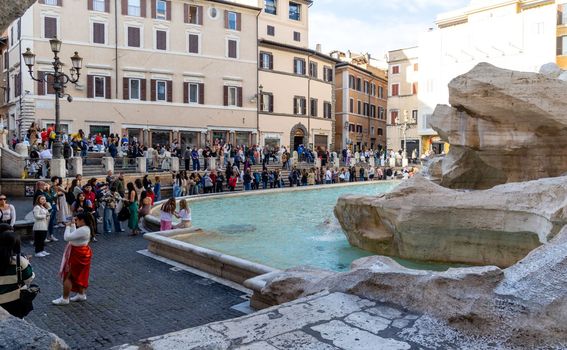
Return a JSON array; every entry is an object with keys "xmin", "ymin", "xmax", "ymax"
[
  {"xmin": 2, "ymin": 0, "xmax": 261, "ymax": 147},
  {"xmin": 387, "ymin": 47, "xmax": 420, "ymax": 157}
]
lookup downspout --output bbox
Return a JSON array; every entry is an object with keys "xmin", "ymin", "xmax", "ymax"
[
  {"xmin": 114, "ymin": 0, "xmax": 118, "ymax": 99},
  {"xmin": 18, "ymin": 19, "xmax": 23, "ymax": 138},
  {"xmin": 256, "ymin": 10, "xmax": 260, "ymax": 145},
  {"xmin": 307, "ymin": 53, "xmax": 312, "ymax": 147}
]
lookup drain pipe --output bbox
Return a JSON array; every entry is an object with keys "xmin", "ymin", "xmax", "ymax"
[{"xmin": 114, "ymin": 0, "xmax": 118, "ymax": 99}]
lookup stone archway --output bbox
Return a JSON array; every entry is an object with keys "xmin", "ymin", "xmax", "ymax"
[{"xmin": 290, "ymin": 123, "xmax": 308, "ymax": 151}]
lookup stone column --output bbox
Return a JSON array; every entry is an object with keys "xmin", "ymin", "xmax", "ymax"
[
  {"xmin": 69, "ymin": 157, "xmax": 83, "ymax": 177},
  {"xmin": 50, "ymin": 159, "xmax": 67, "ymax": 178},
  {"xmin": 170, "ymin": 157, "xmax": 179, "ymax": 172},
  {"xmin": 136, "ymin": 157, "xmax": 146, "ymax": 173},
  {"xmin": 102, "ymin": 157, "xmax": 115, "ymax": 174}
]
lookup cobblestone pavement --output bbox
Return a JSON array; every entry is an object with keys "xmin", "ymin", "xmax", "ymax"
[{"xmin": 20, "ymin": 229, "xmax": 246, "ymax": 349}]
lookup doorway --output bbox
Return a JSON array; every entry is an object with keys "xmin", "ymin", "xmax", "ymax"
[{"xmin": 293, "ymin": 129, "xmax": 305, "ymax": 151}]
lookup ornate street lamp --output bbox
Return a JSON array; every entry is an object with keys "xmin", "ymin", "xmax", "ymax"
[{"xmin": 22, "ymin": 38, "xmax": 82, "ymax": 159}]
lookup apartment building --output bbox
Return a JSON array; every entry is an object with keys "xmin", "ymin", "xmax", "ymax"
[
  {"xmin": 386, "ymin": 47, "xmax": 420, "ymax": 156},
  {"xmin": 1, "ymin": 0, "xmax": 261, "ymax": 147},
  {"xmin": 332, "ymin": 51, "xmax": 387, "ymax": 153},
  {"xmin": 418, "ymin": 0, "xmax": 559, "ymax": 154},
  {"xmin": 254, "ymin": 0, "xmax": 336, "ymax": 151}
]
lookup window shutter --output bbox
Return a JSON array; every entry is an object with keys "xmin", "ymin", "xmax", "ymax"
[
  {"xmin": 57, "ymin": 0, "xmax": 62, "ymax": 6},
  {"xmin": 197, "ymin": 6, "xmax": 203, "ymax": 25},
  {"xmin": 156, "ymin": 30, "xmax": 166, "ymax": 50},
  {"xmin": 140, "ymin": 0, "xmax": 147, "ymax": 17},
  {"xmin": 269, "ymin": 95, "xmax": 274, "ymax": 113},
  {"xmin": 166, "ymin": 1, "xmax": 171, "ymax": 20},
  {"xmin": 183, "ymin": 82, "xmax": 188, "ymax": 103},
  {"xmin": 87, "ymin": 75, "xmax": 94, "ymax": 98},
  {"xmin": 237, "ymin": 87, "xmax": 242, "ymax": 107},
  {"xmin": 105, "ymin": 76, "xmax": 111, "ymax": 99},
  {"xmin": 302, "ymin": 61, "xmax": 306, "ymax": 75},
  {"xmin": 301, "ymin": 99, "xmax": 306, "ymax": 115},
  {"xmin": 228, "ymin": 40, "xmax": 237, "ymax": 58},
  {"xmin": 293, "ymin": 98, "xmax": 298, "ymax": 115},
  {"xmin": 269, "ymin": 54, "xmax": 273, "ymax": 70},
  {"xmin": 38, "ymin": 0, "xmax": 45, "ymax": 3},
  {"xmin": 123, "ymin": 78, "xmax": 129, "ymax": 100},
  {"xmin": 93, "ymin": 22, "xmax": 105, "ymax": 44},
  {"xmin": 223, "ymin": 86, "xmax": 228, "ymax": 106},
  {"xmin": 44, "ymin": 17, "xmax": 57, "ymax": 38},
  {"xmin": 37, "ymin": 72, "xmax": 45, "ymax": 95},
  {"xmin": 259, "ymin": 53, "xmax": 264, "ymax": 68},
  {"xmin": 88, "ymin": 0, "xmax": 93, "ymax": 10},
  {"xmin": 184, "ymin": 4, "xmax": 189, "ymax": 23},
  {"xmin": 151, "ymin": 79, "xmax": 156, "ymax": 101},
  {"xmin": 198, "ymin": 83, "xmax": 204, "ymax": 104},
  {"xmin": 151, "ymin": 0, "xmax": 156, "ymax": 18},
  {"xmin": 140, "ymin": 79, "xmax": 147, "ymax": 100},
  {"xmin": 167, "ymin": 81, "xmax": 172, "ymax": 102},
  {"xmin": 189, "ymin": 34, "xmax": 198, "ymax": 53},
  {"xmin": 236, "ymin": 13, "xmax": 241, "ymax": 31},
  {"xmin": 224, "ymin": 10, "xmax": 228, "ymax": 29},
  {"xmin": 121, "ymin": 0, "xmax": 127, "ymax": 15},
  {"xmin": 105, "ymin": 0, "xmax": 110, "ymax": 12}
]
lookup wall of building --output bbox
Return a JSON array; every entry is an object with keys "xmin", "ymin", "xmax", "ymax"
[{"xmin": 256, "ymin": 0, "xmax": 309, "ymax": 48}]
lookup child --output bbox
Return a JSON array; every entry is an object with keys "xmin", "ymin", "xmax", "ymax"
[
  {"xmin": 159, "ymin": 198, "xmax": 176, "ymax": 231},
  {"xmin": 174, "ymin": 199, "xmax": 192, "ymax": 229},
  {"xmin": 228, "ymin": 174, "xmax": 237, "ymax": 191}
]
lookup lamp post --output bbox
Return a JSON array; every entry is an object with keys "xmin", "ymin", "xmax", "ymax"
[{"xmin": 22, "ymin": 38, "xmax": 83, "ymax": 159}]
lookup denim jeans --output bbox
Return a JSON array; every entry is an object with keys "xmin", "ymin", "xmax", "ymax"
[
  {"xmin": 192, "ymin": 159, "xmax": 200, "ymax": 171},
  {"xmin": 244, "ymin": 183, "xmax": 251, "ymax": 191},
  {"xmin": 103, "ymin": 207, "xmax": 122, "ymax": 233},
  {"xmin": 48, "ymin": 205, "xmax": 58, "ymax": 237}
]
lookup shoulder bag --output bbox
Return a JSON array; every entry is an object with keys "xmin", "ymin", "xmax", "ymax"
[{"xmin": 13, "ymin": 254, "xmax": 40, "ymax": 318}]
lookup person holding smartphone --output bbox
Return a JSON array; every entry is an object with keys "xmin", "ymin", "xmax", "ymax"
[{"xmin": 32, "ymin": 195, "xmax": 51, "ymax": 257}]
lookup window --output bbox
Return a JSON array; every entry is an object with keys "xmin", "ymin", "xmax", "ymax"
[
  {"xmin": 94, "ymin": 76, "xmax": 106, "ymax": 98},
  {"xmin": 558, "ymin": 36, "xmax": 567, "ymax": 55},
  {"xmin": 156, "ymin": 30, "xmax": 167, "ymax": 50},
  {"xmin": 44, "ymin": 16, "xmax": 57, "ymax": 39},
  {"xmin": 267, "ymin": 25, "xmax": 275, "ymax": 36},
  {"xmin": 227, "ymin": 11, "xmax": 237, "ymax": 30},
  {"xmin": 14, "ymin": 73, "xmax": 21, "ymax": 97},
  {"xmin": 357, "ymin": 100, "xmax": 361, "ymax": 114},
  {"xmin": 363, "ymin": 103, "xmax": 369, "ymax": 117},
  {"xmin": 260, "ymin": 52, "xmax": 273, "ymax": 70},
  {"xmin": 293, "ymin": 96, "xmax": 306, "ymax": 115},
  {"xmin": 93, "ymin": 0, "xmax": 105, "ymax": 12},
  {"xmin": 293, "ymin": 31, "xmax": 301, "ymax": 42},
  {"xmin": 188, "ymin": 33, "xmax": 199, "ymax": 54},
  {"xmin": 370, "ymin": 105, "xmax": 376, "ymax": 118},
  {"xmin": 323, "ymin": 102, "xmax": 332, "ymax": 119},
  {"xmin": 349, "ymin": 98, "xmax": 354, "ymax": 113},
  {"xmin": 93, "ymin": 22, "xmax": 105, "ymax": 44},
  {"xmin": 348, "ymin": 124, "xmax": 355, "ymax": 133},
  {"xmin": 364, "ymin": 81, "xmax": 369, "ymax": 94},
  {"xmin": 44, "ymin": 0, "xmax": 58, "ymax": 5},
  {"xmin": 390, "ymin": 110, "xmax": 398, "ymax": 124},
  {"xmin": 378, "ymin": 128, "xmax": 383, "ymax": 136},
  {"xmin": 189, "ymin": 83, "xmax": 199, "ymax": 103},
  {"xmin": 294, "ymin": 58, "xmax": 305, "ymax": 75},
  {"xmin": 412, "ymin": 110, "xmax": 418, "ymax": 122},
  {"xmin": 187, "ymin": 5, "xmax": 201, "ymax": 24},
  {"xmin": 128, "ymin": 0, "xmax": 141, "ymax": 16},
  {"xmin": 129, "ymin": 79, "xmax": 141, "ymax": 100},
  {"xmin": 227, "ymin": 39, "xmax": 238, "ymax": 59},
  {"xmin": 156, "ymin": 80, "xmax": 167, "ymax": 101},
  {"xmin": 412, "ymin": 82, "xmax": 418, "ymax": 95},
  {"xmin": 371, "ymin": 127, "xmax": 375, "ymax": 135},
  {"xmin": 265, "ymin": 0, "xmax": 277, "ymax": 15},
  {"xmin": 356, "ymin": 125, "xmax": 363, "ymax": 134},
  {"xmin": 310, "ymin": 98, "xmax": 318, "ymax": 117},
  {"xmin": 392, "ymin": 65, "xmax": 400, "ymax": 74},
  {"xmin": 348, "ymin": 75, "xmax": 355, "ymax": 89},
  {"xmin": 127, "ymin": 27, "xmax": 141, "ymax": 47},
  {"xmin": 378, "ymin": 86, "xmax": 384, "ymax": 99},
  {"xmin": 289, "ymin": 2, "xmax": 301, "ymax": 20},
  {"xmin": 323, "ymin": 66, "xmax": 333, "ymax": 82},
  {"xmin": 156, "ymin": 0, "xmax": 166, "ymax": 19},
  {"xmin": 391, "ymin": 83, "xmax": 399, "ymax": 96},
  {"xmin": 228, "ymin": 86, "xmax": 238, "ymax": 106},
  {"xmin": 260, "ymin": 93, "xmax": 273, "ymax": 112},
  {"xmin": 356, "ymin": 78, "xmax": 362, "ymax": 92},
  {"xmin": 378, "ymin": 107, "xmax": 385, "ymax": 120},
  {"xmin": 309, "ymin": 61, "xmax": 318, "ymax": 78}
]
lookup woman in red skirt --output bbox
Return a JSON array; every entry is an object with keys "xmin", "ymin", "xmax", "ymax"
[{"xmin": 52, "ymin": 212, "xmax": 95, "ymax": 305}]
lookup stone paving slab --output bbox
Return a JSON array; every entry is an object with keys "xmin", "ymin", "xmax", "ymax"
[
  {"xmin": 20, "ymin": 229, "xmax": 246, "ymax": 349},
  {"xmin": 115, "ymin": 292, "xmax": 431, "ymax": 350}
]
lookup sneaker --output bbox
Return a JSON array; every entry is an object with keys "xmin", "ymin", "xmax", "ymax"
[
  {"xmin": 44, "ymin": 238, "xmax": 52, "ymax": 243},
  {"xmin": 70, "ymin": 294, "xmax": 87, "ymax": 302},
  {"xmin": 35, "ymin": 251, "xmax": 47, "ymax": 257},
  {"xmin": 52, "ymin": 297, "xmax": 69, "ymax": 306},
  {"xmin": 92, "ymin": 237, "xmax": 98, "ymax": 242},
  {"xmin": 50, "ymin": 236, "xmax": 59, "ymax": 242},
  {"xmin": 96, "ymin": 218, "xmax": 103, "ymax": 223},
  {"xmin": 42, "ymin": 251, "xmax": 50, "ymax": 256}
]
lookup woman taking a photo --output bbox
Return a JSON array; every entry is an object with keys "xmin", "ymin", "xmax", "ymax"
[
  {"xmin": 52, "ymin": 212, "xmax": 95, "ymax": 305},
  {"xmin": 71, "ymin": 192, "xmax": 93, "ymax": 216},
  {"xmin": 32, "ymin": 195, "xmax": 51, "ymax": 257},
  {"xmin": 0, "ymin": 194, "xmax": 16, "ymax": 230}
]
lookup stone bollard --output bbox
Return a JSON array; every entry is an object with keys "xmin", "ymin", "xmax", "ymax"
[
  {"xmin": 50, "ymin": 158, "xmax": 67, "ymax": 178},
  {"xmin": 170, "ymin": 157, "xmax": 179, "ymax": 172},
  {"xmin": 69, "ymin": 157, "xmax": 83, "ymax": 177},
  {"xmin": 136, "ymin": 157, "xmax": 146, "ymax": 173},
  {"xmin": 102, "ymin": 157, "xmax": 114, "ymax": 174}
]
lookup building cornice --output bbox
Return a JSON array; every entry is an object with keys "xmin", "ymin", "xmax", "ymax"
[
  {"xmin": 259, "ymin": 39, "xmax": 340, "ymax": 64},
  {"xmin": 335, "ymin": 62, "xmax": 387, "ymax": 83},
  {"xmin": 206, "ymin": 0, "xmax": 262, "ymax": 12}
]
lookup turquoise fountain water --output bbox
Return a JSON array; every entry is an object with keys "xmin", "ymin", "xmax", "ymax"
[{"xmin": 176, "ymin": 182, "xmax": 462, "ymax": 272}]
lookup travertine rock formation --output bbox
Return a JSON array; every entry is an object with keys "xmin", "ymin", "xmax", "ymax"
[
  {"xmin": 430, "ymin": 63, "xmax": 567, "ymax": 189},
  {"xmin": 0, "ymin": 0, "xmax": 36, "ymax": 33},
  {"xmin": 334, "ymin": 174, "xmax": 567, "ymax": 267},
  {"xmin": 261, "ymin": 227, "xmax": 567, "ymax": 348}
]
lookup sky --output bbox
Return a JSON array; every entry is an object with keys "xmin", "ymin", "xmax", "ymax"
[{"xmin": 309, "ymin": 0, "xmax": 471, "ymax": 61}]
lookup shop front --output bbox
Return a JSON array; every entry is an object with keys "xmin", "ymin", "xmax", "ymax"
[{"xmin": 179, "ymin": 131, "xmax": 199, "ymax": 149}]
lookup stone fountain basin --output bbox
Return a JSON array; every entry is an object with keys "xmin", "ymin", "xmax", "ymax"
[{"xmin": 334, "ymin": 174, "xmax": 567, "ymax": 268}]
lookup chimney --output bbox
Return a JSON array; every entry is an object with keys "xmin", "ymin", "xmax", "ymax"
[{"xmin": 316, "ymin": 43, "xmax": 322, "ymax": 53}]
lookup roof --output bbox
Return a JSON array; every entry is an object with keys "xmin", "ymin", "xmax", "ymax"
[
  {"xmin": 335, "ymin": 62, "xmax": 387, "ymax": 81},
  {"xmin": 259, "ymin": 39, "xmax": 340, "ymax": 63}
]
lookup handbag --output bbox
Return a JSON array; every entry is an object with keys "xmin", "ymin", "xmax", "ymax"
[
  {"xmin": 118, "ymin": 205, "xmax": 131, "ymax": 221},
  {"xmin": 12, "ymin": 254, "xmax": 40, "ymax": 318}
]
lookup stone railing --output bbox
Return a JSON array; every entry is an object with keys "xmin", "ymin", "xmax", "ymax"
[{"xmin": 0, "ymin": 147, "xmax": 27, "ymax": 178}]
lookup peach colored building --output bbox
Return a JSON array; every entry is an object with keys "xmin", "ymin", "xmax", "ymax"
[{"xmin": 1, "ymin": 0, "xmax": 261, "ymax": 147}]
